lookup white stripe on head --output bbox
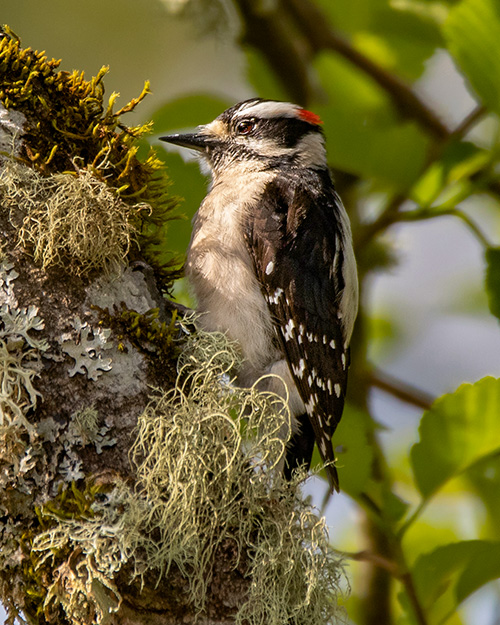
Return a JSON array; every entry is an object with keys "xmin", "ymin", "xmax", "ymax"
[{"xmin": 234, "ymin": 100, "xmax": 301, "ymax": 120}]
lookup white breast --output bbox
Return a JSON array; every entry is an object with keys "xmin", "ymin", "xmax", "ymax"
[{"xmin": 186, "ymin": 172, "xmax": 278, "ymax": 371}]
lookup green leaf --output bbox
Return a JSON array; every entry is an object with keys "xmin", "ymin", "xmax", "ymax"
[
  {"xmin": 411, "ymin": 140, "xmax": 488, "ymax": 207},
  {"xmin": 443, "ymin": 0, "xmax": 500, "ymax": 115},
  {"xmin": 329, "ymin": 403, "xmax": 374, "ymax": 496},
  {"xmin": 467, "ymin": 454, "xmax": 500, "ymax": 531},
  {"xmin": 151, "ymin": 93, "xmax": 231, "ymax": 132},
  {"xmin": 157, "ymin": 152, "xmax": 205, "ymax": 258},
  {"xmin": 485, "ymin": 247, "xmax": 500, "ymax": 321},
  {"xmin": 411, "ymin": 377, "xmax": 500, "ymax": 499},
  {"xmin": 316, "ymin": 0, "xmax": 443, "ymax": 80},
  {"xmin": 410, "ymin": 540, "xmax": 500, "ymax": 622}
]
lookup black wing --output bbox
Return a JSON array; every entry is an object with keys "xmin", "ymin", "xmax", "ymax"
[{"xmin": 244, "ymin": 170, "xmax": 350, "ymax": 492}]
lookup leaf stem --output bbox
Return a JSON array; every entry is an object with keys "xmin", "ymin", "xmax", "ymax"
[{"xmin": 395, "ymin": 207, "xmax": 492, "ymax": 247}]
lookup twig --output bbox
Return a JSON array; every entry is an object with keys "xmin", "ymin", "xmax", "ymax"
[
  {"xmin": 233, "ymin": 0, "xmax": 314, "ymax": 105},
  {"xmin": 283, "ymin": 0, "xmax": 449, "ymax": 140},
  {"xmin": 401, "ymin": 571, "xmax": 429, "ymax": 625},
  {"xmin": 369, "ymin": 370, "xmax": 434, "ymax": 411},
  {"xmin": 395, "ymin": 207, "xmax": 491, "ymax": 247},
  {"xmin": 450, "ymin": 104, "xmax": 488, "ymax": 140},
  {"xmin": 354, "ymin": 193, "xmax": 407, "ymax": 250},
  {"xmin": 342, "ymin": 549, "xmax": 400, "ymax": 576}
]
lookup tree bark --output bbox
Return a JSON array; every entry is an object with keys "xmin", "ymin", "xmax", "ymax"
[{"xmin": 0, "ymin": 29, "xmax": 343, "ymax": 625}]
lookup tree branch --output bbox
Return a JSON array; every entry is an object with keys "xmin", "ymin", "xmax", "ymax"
[
  {"xmin": 283, "ymin": 0, "xmax": 450, "ymax": 140},
  {"xmin": 233, "ymin": 0, "xmax": 314, "ymax": 105},
  {"xmin": 369, "ymin": 370, "xmax": 434, "ymax": 411}
]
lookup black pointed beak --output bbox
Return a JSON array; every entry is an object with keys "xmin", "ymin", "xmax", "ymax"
[{"xmin": 159, "ymin": 132, "xmax": 213, "ymax": 152}]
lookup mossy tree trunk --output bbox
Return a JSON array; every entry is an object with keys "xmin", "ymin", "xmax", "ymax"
[
  {"xmin": 0, "ymin": 29, "xmax": 343, "ymax": 625},
  {"xmin": 0, "ymin": 30, "xmax": 249, "ymax": 625}
]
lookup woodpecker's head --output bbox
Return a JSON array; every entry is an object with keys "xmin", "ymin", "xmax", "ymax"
[{"xmin": 160, "ymin": 99, "xmax": 327, "ymax": 176}]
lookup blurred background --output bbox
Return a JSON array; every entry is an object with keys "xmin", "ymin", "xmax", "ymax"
[{"xmin": 2, "ymin": 1, "xmax": 500, "ymax": 624}]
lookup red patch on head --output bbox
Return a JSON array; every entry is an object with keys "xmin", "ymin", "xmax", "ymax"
[{"xmin": 298, "ymin": 108, "xmax": 323, "ymax": 126}]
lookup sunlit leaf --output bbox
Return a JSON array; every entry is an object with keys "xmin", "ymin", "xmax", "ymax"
[
  {"xmin": 411, "ymin": 141, "xmax": 488, "ymax": 207},
  {"xmin": 410, "ymin": 540, "xmax": 500, "ymax": 622},
  {"xmin": 443, "ymin": 0, "xmax": 500, "ymax": 115},
  {"xmin": 485, "ymin": 247, "xmax": 500, "ymax": 322},
  {"xmin": 411, "ymin": 377, "xmax": 500, "ymax": 499}
]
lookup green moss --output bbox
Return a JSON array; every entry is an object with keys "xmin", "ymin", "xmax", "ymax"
[
  {"xmin": 95, "ymin": 305, "xmax": 180, "ymax": 384},
  {"xmin": 16, "ymin": 480, "xmax": 111, "ymax": 625},
  {"xmin": 0, "ymin": 27, "xmax": 180, "ymax": 286}
]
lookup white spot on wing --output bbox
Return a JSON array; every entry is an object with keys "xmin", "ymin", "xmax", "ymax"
[
  {"xmin": 334, "ymin": 383, "xmax": 341, "ymax": 398},
  {"xmin": 265, "ymin": 261, "xmax": 274, "ymax": 275},
  {"xmin": 283, "ymin": 319, "xmax": 295, "ymax": 341},
  {"xmin": 319, "ymin": 437, "xmax": 328, "ymax": 457},
  {"xmin": 305, "ymin": 395, "xmax": 316, "ymax": 415},
  {"xmin": 292, "ymin": 358, "xmax": 306, "ymax": 379},
  {"xmin": 269, "ymin": 287, "xmax": 283, "ymax": 305}
]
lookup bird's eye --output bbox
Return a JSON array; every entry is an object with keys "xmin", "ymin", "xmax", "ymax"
[{"xmin": 236, "ymin": 119, "xmax": 256, "ymax": 135}]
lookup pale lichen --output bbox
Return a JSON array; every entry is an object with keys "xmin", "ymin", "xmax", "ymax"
[
  {"xmin": 0, "ymin": 102, "xmax": 25, "ymax": 157},
  {"xmin": 30, "ymin": 328, "xmax": 345, "ymax": 625},
  {"xmin": 1, "ymin": 160, "xmax": 144, "ymax": 275},
  {"xmin": 0, "ymin": 261, "xmax": 46, "ymax": 439},
  {"xmin": 61, "ymin": 317, "xmax": 113, "ymax": 380},
  {"xmin": 67, "ymin": 406, "xmax": 116, "ymax": 455}
]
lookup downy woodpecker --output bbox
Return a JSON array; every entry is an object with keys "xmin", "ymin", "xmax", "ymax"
[{"xmin": 161, "ymin": 99, "xmax": 358, "ymax": 492}]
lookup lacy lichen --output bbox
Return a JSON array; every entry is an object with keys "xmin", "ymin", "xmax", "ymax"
[
  {"xmin": 0, "ymin": 259, "xmax": 47, "ymax": 452},
  {"xmin": 61, "ymin": 316, "xmax": 113, "ymax": 380},
  {"xmin": 0, "ymin": 27, "xmax": 179, "ymax": 286},
  {"xmin": 27, "ymin": 328, "xmax": 344, "ymax": 625}
]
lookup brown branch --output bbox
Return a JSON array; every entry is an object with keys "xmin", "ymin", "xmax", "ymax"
[
  {"xmin": 283, "ymin": 0, "xmax": 450, "ymax": 140},
  {"xmin": 354, "ymin": 193, "xmax": 408, "ymax": 251},
  {"xmin": 369, "ymin": 370, "xmax": 435, "ymax": 411},
  {"xmin": 400, "ymin": 572, "xmax": 429, "ymax": 625},
  {"xmin": 450, "ymin": 104, "xmax": 487, "ymax": 139},
  {"xmin": 233, "ymin": 0, "xmax": 314, "ymax": 106}
]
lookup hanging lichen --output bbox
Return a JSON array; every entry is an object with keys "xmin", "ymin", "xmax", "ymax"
[
  {"xmin": 24, "ymin": 327, "xmax": 345, "ymax": 625},
  {"xmin": 0, "ymin": 160, "xmax": 142, "ymax": 275},
  {"xmin": 0, "ymin": 26, "xmax": 180, "ymax": 287}
]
